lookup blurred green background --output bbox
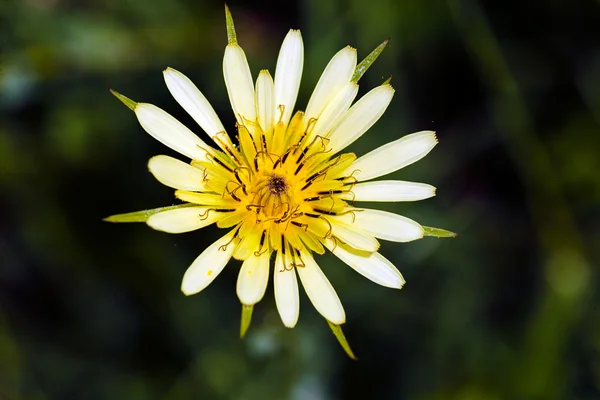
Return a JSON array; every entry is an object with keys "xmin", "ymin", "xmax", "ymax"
[{"xmin": 1, "ymin": 0, "xmax": 599, "ymax": 399}]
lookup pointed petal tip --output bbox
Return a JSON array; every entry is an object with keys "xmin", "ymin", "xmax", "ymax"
[
  {"xmin": 422, "ymin": 226, "xmax": 458, "ymax": 238},
  {"xmin": 397, "ymin": 279, "xmax": 406, "ymax": 290},
  {"xmin": 224, "ymin": 4, "xmax": 237, "ymax": 44},
  {"xmin": 110, "ymin": 89, "xmax": 137, "ymax": 111},
  {"xmin": 327, "ymin": 321, "xmax": 357, "ymax": 360},
  {"xmin": 240, "ymin": 304, "xmax": 254, "ymax": 338}
]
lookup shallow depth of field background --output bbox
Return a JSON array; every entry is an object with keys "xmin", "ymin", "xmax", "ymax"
[{"xmin": 1, "ymin": 0, "xmax": 599, "ymax": 399}]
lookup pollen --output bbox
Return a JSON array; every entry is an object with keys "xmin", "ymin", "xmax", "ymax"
[{"xmin": 267, "ymin": 174, "xmax": 288, "ymax": 196}]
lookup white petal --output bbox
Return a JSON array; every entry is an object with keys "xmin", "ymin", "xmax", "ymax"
[
  {"xmin": 347, "ymin": 131, "xmax": 438, "ymax": 181},
  {"xmin": 351, "ymin": 209, "xmax": 424, "ymax": 242},
  {"xmin": 181, "ymin": 230, "xmax": 237, "ymax": 295},
  {"xmin": 135, "ymin": 103, "xmax": 210, "ymax": 161},
  {"xmin": 274, "ymin": 30, "xmax": 304, "ymax": 127},
  {"xmin": 326, "ymin": 241, "xmax": 405, "ymax": 289},
  {"xmin": 274, "ymin": 251, "xmax": 299, "ymax": 327},
  {"xmin": 311, "ymin": 82, "xmax": 358, "ymax": 139},
  {"xmin": 146, "ymin": 206, "xmax": 219, "ymax": 233},
  {"xmin": 344, "ymin": 180, "xmax": 436, "ymax": 202},
  {"xmin": 163, "ymin": 67, "xmax": 226, "ymax": 140},
  {"xmin": 148, "ymin": 155, "xmax": 206, "ymax": 191},
  {"xmin": 255, "ymin": 70, "xmax": 274, "ymax": 136},
  {"xmin": 328, "ymin": 84, "xmax": 394, "ymax": 153},
  {"xmin": 296, "ymin": 252, "xmax": 345, "ymax": 324},
  {"xmin": 305, "ymin": 46, "xmax": 357, "ymax": 122},
  {"xmin": 223, "ymin": 43, "xmax": 256, "ymax": 125},
  {"xmin": 330, "ymin": 219, "xmax": 379, "ymax": 252},
  {"xmin": 236, "ymin": 252, "xmax": 270, "ymax": 305}
]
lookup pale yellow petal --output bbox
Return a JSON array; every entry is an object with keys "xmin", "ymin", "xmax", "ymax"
[
  {"xmin": 236, "ymin": 252, "xmax": 270, "ymax": 305},
  {"xmin": 342, "ymin": 180, "xmax": 436, "ymax": 202},
  {"xmin": 223, "ymin": 43, "xmax": 256, "ymax": 126},
  {"xmin": 326, "ymin": 240, "xmax": 405, "ymax": 289},
  {"xmin": 296, "ymin": 252, "xmax": 345, "ymax": 324},
  {"xmin": 255, "ymin": 70, "xmax": 274, "ymax": 137},
  {"xmin": 163, "ymin": 67, "xmax": 226, "ymax": 140},
  {"xmin": 310, "ymin": 82, "xmax": 358, "ymax": 139},
  {"xmin": 148, "ymin": 155, "xmax": 206, "ymax": 191},
  {"xmin": 135, "ymin": 103, "xmax": 210, "ymax": 161},
  {"xmin": 146, "ymin": 207, "xmax": 219, "ymax": 233},
  {"xmin": 330, "ymin": 218, "xmax": 379, "ymax": 252},
  {"xmin": 305, "ymin": 46, "xmax": 357, "ymax": 122},
  {"xmin": 327, "ymin": 84, "xmax": 394, "ymax": 153},
  {"xmin": 274, "ymin": 30, "xmax": 304, "ymax": 127},
  {"xmin": 274, "ymin": 251, "xmax": 300, "ymax": 328},
  {"xmin": 181, "ymin": 230, "xmax": 238, "ymax": 295},
  {"xmin": 347, "ymin": 131, "xmax": 438, "ymax": 181},
  {"xmin": 350, "ymin": 209, "xmax": 424, "ymax": 242}
]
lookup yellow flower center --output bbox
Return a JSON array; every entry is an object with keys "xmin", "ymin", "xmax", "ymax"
[
  {"xmin": 247, "ymin": 172, "xmax": 292, "ymax": 222},
  {"xmin": 183, "ymin": 111, "xmax": 362, "ymax": 261}
]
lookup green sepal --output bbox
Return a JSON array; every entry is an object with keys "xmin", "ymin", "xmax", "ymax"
[
  {"xmin": 240, "ymin": 304, "xmax": 253, "ymax": 338},
  {"xmin": 422, "ymin": 226, "xmax": 459, "ymax": 238},
  {"xmin": 110, "ymin": 89, "xmax": 137, "ymax": 111},
  {"xmin": 103, "ymin": 204, "xmax": 196, "ymax": 223},
  {"xmin": 327, "ymin": 320, "xmax": 357, "ymax": 360},
  {"xmin": 351, "ymin": 38, "xmax": 389, "ymax": 83},
  {"xmin": 382, "ymin": 76, "xmax": 392, "ymax": 85},
  {"xmin": 224, "ymin": 4, "xmax": 237, "ymax": 44}
]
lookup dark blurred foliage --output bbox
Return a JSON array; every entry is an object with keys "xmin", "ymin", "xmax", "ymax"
[{"xmin": 1, "ymin": 0, "xmax": 599, "ymax": 398}]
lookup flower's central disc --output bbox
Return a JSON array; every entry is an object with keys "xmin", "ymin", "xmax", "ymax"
[{"xmin": 267, "ymin": 174, "xmax": 288, "ymax": 196}]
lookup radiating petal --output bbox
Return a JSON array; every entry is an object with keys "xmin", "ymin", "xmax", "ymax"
[
  {"xmin": 146, "ymin": 207, "xmax": 219, "ymax": 233},
  {"xmin": 223, "ymin": 43, "xmax": 256, "ymax": 126},
  {"xmin": 327, "ymin": 84, "xmax": 394, "ymax": 153},
  {"xmin": 181, "ymin": 230, "xmax": 238, "ymax": 295},
  {"xmin": 310, "ymin": 82, "xmax": 358, "ymax": 139},
  {"xmin": 236, "ymin": 252, "xmax": 270, "ymax": 305},
  {"xmin": 330, "ymin": 219, "xmax": 379, "ymax": 252},
  {"xmin": 104, "ymin": 204, "xmax": 196, "ymax": 223},
  {"xmin": 163, "ymin": 68, "xmax": 226, "ymax": 140},
  {"xmin": 346, "ymin": 131, "xmax": 438, "ymax": 181},
  {"xmin": 148, "ymin": 155, "xmax": 206, "ymax": 191},
  {"xmin": 326, "ymin": 240, "xmax": 405, "ymax": 289},
  {"xmin": 296, "ymin": 252, "xmax": 345, "ymax": 324},
  {"xmin": 255, "ymin": 70, "xmax": 274, "ymax": 137},
  {"xmin": 175, "ymin": 191, "xmax": 238, "ymax": 207},
  {"xmin": 342, "ymin": 180, "xmax": 436, "ymax": 202},
  {"xmin": 274, "ymin": 30, "xmax": 304, "ymax": 127},
  {"xmin": 135, "ymin": 103, "xmax": 210, "ymax": 161},
  {"xmin": 305, "ymin": 46, "xmax": 357, "ymax": 122},
  {"xmin": 350, "ymin": 209, "xmax": 424, "ymax": 242},
  {"xmin": 274, "ymin": 251, "xmax": 299, "ymax": 327}
]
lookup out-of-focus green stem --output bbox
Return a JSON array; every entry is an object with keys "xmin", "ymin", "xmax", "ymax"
[{"xmin": 448, "ymin": 0, "xmax": 590, "ymax": 398}]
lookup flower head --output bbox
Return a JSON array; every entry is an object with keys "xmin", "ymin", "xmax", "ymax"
[{"xmin": 106, "ymin": 6, "xmax": 455, "ymax": 358}]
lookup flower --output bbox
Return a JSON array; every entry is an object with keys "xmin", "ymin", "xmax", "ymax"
[{"xmin": 106, "ymin": 6, "xmax": 455, "ymax": 358}]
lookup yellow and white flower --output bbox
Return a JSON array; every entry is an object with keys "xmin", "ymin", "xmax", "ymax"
[{"xmin": 106, "ymin": 6, "xmax": 455, "ymax": 358}]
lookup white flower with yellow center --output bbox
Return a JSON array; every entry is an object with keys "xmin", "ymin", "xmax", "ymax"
[{"xmin": 106, "ymin": 6, "xmax": 455, "ymax": 358}]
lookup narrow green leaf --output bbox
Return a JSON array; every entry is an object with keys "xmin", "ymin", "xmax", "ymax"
[
  {"xmin": 240, "ymin": 304, "xmax": 253, "ymax": 338},
  {"xmin": 423, "ymin": 226, "xmax": 459, "ymax": 238},
  {"xmin": 327, "ymin": 320, "xmax": 357, "ymax": 360},
  {"xmin": 224, "ymin": 4, "xmax": 237, "ymax": 44},
  {"xmin": 110, "ymin": 89, "xmax": 137, "ymax": 111},
  {"xmin": 103, "ymin": 204, "xmax": 196, "ymax": 223},
  {"xmin": 351, "ymin": 38, "xmax": 389, "ymax": 83},
  {"xmin": 382, "ymin": 76, "xmax": 392, "ymax": 85}
]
